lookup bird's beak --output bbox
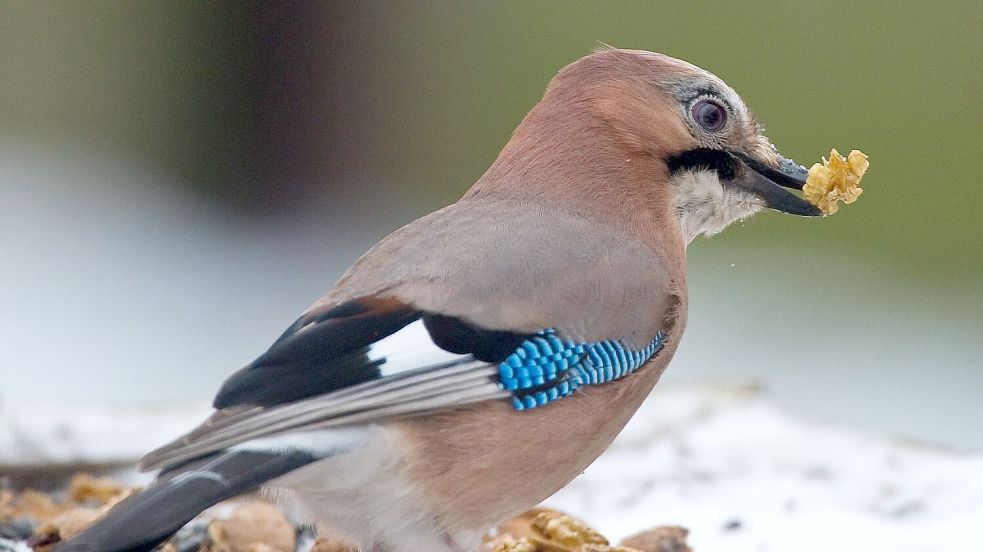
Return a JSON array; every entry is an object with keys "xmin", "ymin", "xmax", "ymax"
[{"xmin": 729, "ymin": 152, "xmax": 822, "ymax": 217}]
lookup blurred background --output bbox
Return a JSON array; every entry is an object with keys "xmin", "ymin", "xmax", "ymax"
[{"xmin": 1, "ymin": 1, "xmax": 980, "ymax": 454}]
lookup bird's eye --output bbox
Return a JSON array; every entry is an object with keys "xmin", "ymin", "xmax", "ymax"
[{"xmin": 691, "ymin": 99, "xmax": 727, "ymax": 132}]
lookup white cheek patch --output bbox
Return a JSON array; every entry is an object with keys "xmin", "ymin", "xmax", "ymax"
[{"xmin": 670, "ymin": 169, "xmax": 764, "ymax": 242}]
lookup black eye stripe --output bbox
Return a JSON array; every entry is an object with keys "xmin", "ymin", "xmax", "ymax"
[{"xmin": 666, "ymin": 148, "xmax": 739, "ymax": 180}]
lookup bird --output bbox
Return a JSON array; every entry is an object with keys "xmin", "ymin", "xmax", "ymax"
[{"xmin": 55, "ymin": 48, "xmax": 822, "ymax": 552}]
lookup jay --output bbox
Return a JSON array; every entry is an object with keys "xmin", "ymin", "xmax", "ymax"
[{"xmin": 56, "ymin": 49, "xmax": 822, "ymax": 552}]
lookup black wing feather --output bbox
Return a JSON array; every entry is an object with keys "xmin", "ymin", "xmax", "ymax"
[
  {"xmin": 211, "ymin": 296, "xmax": 531, "ymax": 411},
  {"xmin": 422, "ymin": 313, "xmax": 527, "ymax": 362},
  {"xmin": 213, "ymin": 297, "xmax": 419, "ymax": 409}
]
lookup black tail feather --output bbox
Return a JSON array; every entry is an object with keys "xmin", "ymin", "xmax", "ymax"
[{"xmin": 53, "ymin": 449, "xmax": 319, "ymax": 552}]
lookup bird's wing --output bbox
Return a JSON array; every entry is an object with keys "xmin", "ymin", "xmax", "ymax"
[
  {"xmin": 140, "ymin": 197, "xmax": 680, "ymax": 472},
  {"xmin": 325, "ymin": 197, "xmax": 678, "ymax": 347}
]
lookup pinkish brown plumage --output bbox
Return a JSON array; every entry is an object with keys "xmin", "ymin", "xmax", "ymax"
[{"xmin": 57, "ymin": 49, "xmax": 823, "ymax": 552}]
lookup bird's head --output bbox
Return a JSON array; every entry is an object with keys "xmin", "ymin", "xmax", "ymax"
[{"xmin": 473, "ymin": 48, "xmax": 820, "ymax": 244}]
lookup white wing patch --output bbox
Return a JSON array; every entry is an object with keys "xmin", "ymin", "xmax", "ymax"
[
  {"xmin": 370, "ymin": 319, "xmax": 468, "ymax": 377},
  {"xmin": 141, "ymin": 321, "xmax": 508, "ymax": 471},
  {"xmin": 229, "ymin": 427, "xmax": 370, "ymax": 457}
]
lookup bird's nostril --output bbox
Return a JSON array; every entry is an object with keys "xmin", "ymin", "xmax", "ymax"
[{"xmin": 778, "ymin": 155, "xmax": 808, "ymax": 177}]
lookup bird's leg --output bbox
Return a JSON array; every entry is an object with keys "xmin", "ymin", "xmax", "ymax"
[{"xmin": 293, "ymin": 524, "xmax": 318, "ymax": 552}]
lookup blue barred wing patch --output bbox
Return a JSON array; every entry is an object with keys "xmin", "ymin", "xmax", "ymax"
[{"xmin": 497, "ymin": 330, "xmax": 668, "ymax": 410}]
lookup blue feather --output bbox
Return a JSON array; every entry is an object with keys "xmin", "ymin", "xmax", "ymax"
[{"xmin": 497, "ymin": 329, "xmax": 667, "ymax": 410}]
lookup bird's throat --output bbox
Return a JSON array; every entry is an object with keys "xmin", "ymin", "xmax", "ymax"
[{"xmin": 669, "ymin": 169, "xmax": 764, "ymax": 243}]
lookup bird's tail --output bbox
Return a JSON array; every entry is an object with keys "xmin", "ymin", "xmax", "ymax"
[{"xmin": 53, "ymin": 448, "xmax": 320, "ymax": 552}]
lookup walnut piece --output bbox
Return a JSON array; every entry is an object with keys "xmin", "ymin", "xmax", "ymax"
[
  {"xmin": 619, "ymin": 526, "xmax": 693, "ymax": 552},
  {"xmin": 530, "ymin": 511, "xmax": 608, "ymax": 549},
  {"xmin": 802, "ymin": 148, "xmax": 868, "ymax": 215}
]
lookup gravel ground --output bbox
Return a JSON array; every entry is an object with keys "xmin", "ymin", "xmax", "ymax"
[{"xmin": 3, "ymin": 383, "xmax": 981, "ymax": 551}]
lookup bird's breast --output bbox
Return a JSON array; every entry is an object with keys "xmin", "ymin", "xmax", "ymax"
[{"xmin": 393, "ymin": 325, "xmax": 684, "ymax": 535}]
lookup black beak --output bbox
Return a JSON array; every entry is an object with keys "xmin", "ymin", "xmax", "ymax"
[
  {"xmin": 666, "ymin": 148, "xmax": 822, "ymax": 217},
  {"xmin": 730, "ymin": 152, "xmax": 821, "ymax": 217}
]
